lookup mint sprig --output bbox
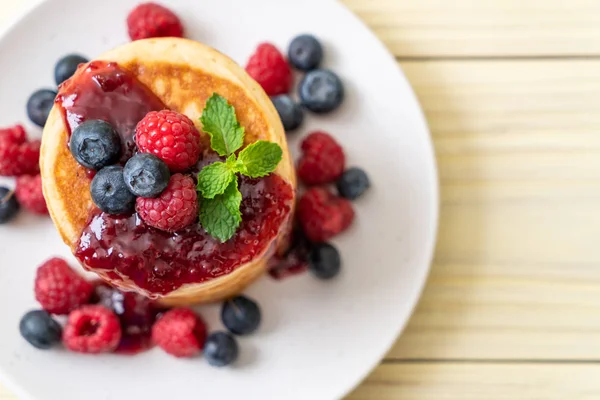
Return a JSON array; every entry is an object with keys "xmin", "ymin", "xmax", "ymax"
[{"xmin": 198, "ymin": 94, "xmax": 283, "ymax": 242}]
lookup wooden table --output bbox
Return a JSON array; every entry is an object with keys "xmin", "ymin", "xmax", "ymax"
[{"xmin": 2, "ymin": 1, "xmax": 600, "ymax": 399}]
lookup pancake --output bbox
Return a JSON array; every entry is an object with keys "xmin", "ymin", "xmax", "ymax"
[{"xmin": 41, "ymin": 38, "xmax": 296, "ymax": 306}]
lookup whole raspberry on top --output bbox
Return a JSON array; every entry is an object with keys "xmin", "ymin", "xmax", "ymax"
[
  {"xmin": 15, "ymin": 174, "xmax": 48, "ymax": 215},
  {"xmin": 151, "ymin": 308, "xmax": 206, "ymax": 358},
  {"xmin": 246, "ymin": 43, "xmax": 292, "ymax": 96},
  {"xmin": 136, "ymin": 110, "xmax": 201, "ymax": 172},
  {"xmin": 34, "ymin": 257, "xmax": 94, "ymax": 315},
  {"xmin": 297, "ymin": 131, "xmax": 345, "ymax": 186},
  {"xmin": 0, "ymin": 125, "xmax": 40, "ymax": 177},
  {"xmin": 298, "ymin": 187, "xmax": 355, "ymax": 243},
  {"xmin": 136, "ymin": 173, "xmax": 198, "ymax": 232},
  {"xmin": 127, "ymin": 2, "xmax": 184, "ymax": 41},
  {"xmin": 63, "ymin": 305, "xmax": 122, "ymax": 354}
]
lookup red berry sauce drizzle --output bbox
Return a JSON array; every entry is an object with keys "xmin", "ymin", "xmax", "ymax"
[{"xmin": 56, "ymin": 61, "xmax": 295, "ymax": 297}]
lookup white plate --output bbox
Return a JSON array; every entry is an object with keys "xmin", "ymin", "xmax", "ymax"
[{"xmin": 0, "ymin": 1, "xmax": 438, "ymax": 399}]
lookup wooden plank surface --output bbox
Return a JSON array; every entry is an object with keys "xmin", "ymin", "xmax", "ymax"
[{"xmin": 2, "ymin": 0, "xmax": 600, "ymax": 399}]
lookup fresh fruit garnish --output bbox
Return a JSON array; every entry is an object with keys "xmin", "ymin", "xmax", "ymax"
[
  {"xmin": 135, "ymin": 110, "xmax": 201, "ymax": 172},
  {"xmin": 245, "ymin": 43, "xmax": 292, "ymax": 96},
  {"xmin": 55, "ymin": 54, "xmax": 88, "ymax": 85},
  {"xmin": 298, "ymin": 131, "xmax": 345, "ymax": 185},
  {"xmin": 151, "ymin": 308, "xmax": 206, "ymax": 358},
  {"xmin": 63, "ymin": 305, "xmax": 122, "ymax": 354},
  {"xmin": 336, "ymin": 167, "xmax": 370, "ymax": 200},
  {"xmin": 19, "ymin": 310, "xmax": 62, "ymax": 350},
  {"xmin": 70, "ymin": 120, "xmax": 122, "ymax": 170},
  {"xmin": 123, "ymin": 153, "xmax": 170, "ymax": 197},
  {"xmin": 197, "ymin": 93, "xmax": 283, "ymax": 242},
  {"xmin": 299, "ymin": 69, "xmax": 344, "ymax": 113},
  {"xmin": 0, "ymin": 125, "xmax": 40, "ymax": 177},
  {"xmin": 0, "ymin": 187, "xmax": 19, "ymax": 224},
  {"xmin": 127, "ymin": 2, "xmax": 184, "ymax": 41},
  {"xmin": 271, "ymin": 95, "xmax": 304, "ymax": 132},
  {"xmin": 15, "ymin": 174, "xmax": 48, "ymax": 215},
  {"xmin": 288, "ymin": 34, "xmax": 323, "ymax": 71},
  {"xmin": 26, "ymin": 89, "xmax": 57, "ymax": 127},
  {"xmin": 90, "ymin": 165, "xmax": 136, "ymax": 215},
  {"xmin": 136, "ymin": 173, "xmax": 198, "ymax": 232},
  {"xmin": 34, "ymin": 257, "xmax": 94, "ymax": 315},
  {"xmin": 298, "ymin": 187, "xmax": 355, "ymax": 243},
  {"xmin": 308, "ymin": 243, "xmax": 341, "ymax": 280},
  {"xmin": 221, "ymin": 295, "xmax": 261, "ymax": 336},
  {"xmin": 204, "ymin": 331, "xmax": 239, "ymax": 367}
]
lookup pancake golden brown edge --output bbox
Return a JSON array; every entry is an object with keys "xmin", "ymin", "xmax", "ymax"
[{"xmin": 40, "ymin": 38, "xmax": 296, "ymax": 306}]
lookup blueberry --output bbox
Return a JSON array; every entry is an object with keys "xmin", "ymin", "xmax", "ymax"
[
  {"xmin": 272, "ymin": 95, "xmax": 304, "ymax": 132},
  {"xmin": 123, "ymin": 153, "xmax": 170, "ymax": 198},
  {"xmin": 0, "ymin": 187, "xmax": 19, "ymax": 224},
  {"xmin": 91, "ymin": 166, "xmax": 136, "ymax": 215},
  {"xmin": 27, "ymin": 89, "xmax": 57, "ymax": 127},
  {"xmin": 204, "ymin": 331, "xmax": 239, "ymax": 367},
  {"xmin": 299, "ymin": 69, "xmax": 344, "ymax": 113},
  {"xmin": 19, "ymin": 310, "xmax": 62, "ymax": 349},
  {"xmin": 55, "ymin": 54, "xmax": 88, "ymax": 85},
  {"xmin": 221, "ymin": 295, "xmax": 261, "ymax": 336},
  {"xmin": 308, "ymin": 243, "xmax": 341, "ymax": 280},
  {"xmin": 70, "ymin": 120, "xmax": 121, "ymax": 170},
  {"xmin": 336, "ymin": 167, "xmax": 370, "ymax": 200},
  {"xmin": 288, "ymin": 34, "xmax": 323, "ymax": 71}
]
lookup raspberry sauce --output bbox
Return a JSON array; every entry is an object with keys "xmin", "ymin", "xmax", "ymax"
[{"xmin": 56, "ymin": 60, "xmax": 165, "ymax": 161}]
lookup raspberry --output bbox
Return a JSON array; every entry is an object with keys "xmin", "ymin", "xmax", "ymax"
[
  {"xmin": 15, "ymin": 174, "xmax": 48, "ymax": 215},
  {"xmin": 0, "ymin": 124, "xmax": 40, "ymax": 176},
  {"xmin": 127, "ymin": 3, "xmax": 184, "ymax": 41},
  {"xmin": 245, "ymin": 43, "xmax": 292, "ymax": 96},
  {"xmin": 136, "ymin": 110, "xmax": 201, "ymax": 172},
  {"xmin": 34, "ymin": 257, "xmax": 94, "ymax": 315},
  {"xmin": 151, "ymin": 308, "xmax": 206, "ymax": 358},
  {"xmin": 297, "ymin": 131, "xmax": 345, "ymax": 185},
  {"xmin": 136, "ymin": 173, "xmax": 198, "ymax": 232},
  {"xmin": 297, "ymin": 187, "xmax": 355, "ymax": 242},
  {"xmin": 63, "ymin": 305, "xmax": 122, "ymax": 353}
]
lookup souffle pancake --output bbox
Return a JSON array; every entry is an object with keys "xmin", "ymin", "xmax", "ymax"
[{"xmin": 40, "ymin": 38, "xmax": 296, "ymax": 306}]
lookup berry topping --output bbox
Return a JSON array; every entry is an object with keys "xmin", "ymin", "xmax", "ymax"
[
  {"xmin": 0, "ymin": 125, "xmax": 40, "ymax": 177},
  {"xmin": 15, "ymin": 174, "xmax": 48, "ymax": 215},
  {"xmin": 245, "ymin": 43, "xmax": 292, "ymax": 96},
  {"xmin": 19, "ymin": 310, "xmax": 62, "ymax": 350},
  {"xmin": 26, "ymin": 89, "xmax": 57, "ymax": 127},
  {"xmin": 336, "ymin": 167, "xmax": 370, "ymax": 200},
  {"xmin": 297, "ymin": 131, "xmax": 345, "ymax": 185},
  {"xmin": 136, "ymin": 110, "xmax": 201, "ymax": 172},
  {"xmin": 69, "ymin": 120, "xmax": 122, "ymax": 170},
  {"xmin": 308, "ymin": 243, "xmax": 341, "ymax": 280},
  {"xmin": 124, "ymin": 153, "xmax": 170, "ymax": 198},
  {"xmin": 204, "ymin": 331, "xmax": 239, "ymax": 367},
  {"xmin": 0, "ymin": 187, "xmax": 19, "ymax": 224},
  {"xmin": 221, "ymin": 295, "xmax": 261, "ymax": 336},
  {"xmin": 136, "ymin": 173, "xmax": 198, "ymax": 232},
  {"xmin": 151, "ymin": 308, "xmax": 206, "ymax": 358},
  {"xmin": 63, "ymin": 305, "xmax": 122, "ymax": 354},
  {"xmin": 298, "ymin": 187, "xmax": 355, "ymax": 243},
  {"xmin": 34, "ymin": 257, "xmax": 94, "ymax": 315},
  {"xmin": 299, "ymin": 69, "xmax": 344, "ymax": 113},
  {"xmin": 127, "ymin": 2, "xmax": 184, "ymax": 41},
  {"xmin": 288, "ymin": 34, "xmax": 323, "ymax": 71},
  {"xmin": 55, "ymin": 54, "xmax": 88, "ymax": 85},
  {"xmin": 271, "ymin": 95, "xmax": 304, "ymax": 132},
  {"xmin": 90, "ymin": 166, "xmax": 136, "ymax": 215}
]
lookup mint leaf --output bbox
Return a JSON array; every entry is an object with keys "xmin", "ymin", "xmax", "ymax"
[
  {"xmin": 237, "ymin": 140, "xmax": 283, "ymax": 178},
  {"xmin": 197, "ymin": 162, "xmax": 235, "ymax": 199},
  {"xmin": 199, "ymin": 179, "xmax": 242, "ymax": 242},
  {"xmin": 200, "ymin": 94, "xmax": 245, "ymax": 156}
]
